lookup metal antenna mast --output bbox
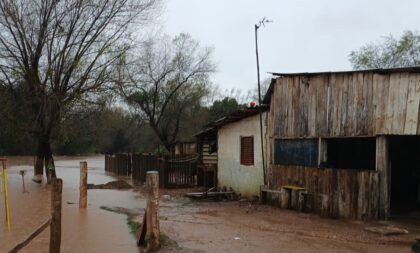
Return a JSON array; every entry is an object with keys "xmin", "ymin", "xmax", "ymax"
[{"xmin": 255, "ymin": 17, "xmax": 272, "ymax": 185}]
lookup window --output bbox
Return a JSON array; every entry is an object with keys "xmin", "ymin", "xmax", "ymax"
[
  {"xmin": 325, "ymin": 137, "xmax": 375, "ymax": 170},
  {"xmin": 240, "ymin": 136, "xmax": 254, "ymax": 165},
  {"xmin": 274, "ymin": 139, "xmax": 318, "ymax": 167}
]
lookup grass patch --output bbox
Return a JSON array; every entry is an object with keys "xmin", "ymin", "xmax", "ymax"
[
  {"xmin": 127, "ymin": 215, "xmax": 140, "ymax": 235},
  {"xmin": 160, "ymin": 232, "xmax": 169, "ymax": 244},
  {"xmin": 100, "ymin": 205, "xmax": 171, "ymax": 247},
  {"xmin": 100, "ymin": 206, "xmax": 115, "ymax": 212},
  {"xmin": 100, "ymin": 205, "xmax": 140, "ymax": 235}
]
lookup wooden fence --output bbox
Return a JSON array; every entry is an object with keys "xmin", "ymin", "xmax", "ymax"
[
  {"xmin": 166, "ymin": 156, "xmax": 198, "ymax": 187},
  {"xmin": 132, "ymin": 154, "xmax": 161, "ymax": 183},
  {"xmin": 105, "ymin": 154, "xmax": 199, "ymax": 188},
  {"xmin": 268, "ymin": 165, "xmax": 379, "ymax": 220},
  {"xmin": 104, "ymin": 154, "xmax": 130, "ymax": 176}
]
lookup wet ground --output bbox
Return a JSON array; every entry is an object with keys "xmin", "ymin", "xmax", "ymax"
[
  {"xmin": 0, "ymin": 156, "xmax": 419, "ymax": 252},
  {"xmin": 0, "ymin": 156, "xmax": 142, "ymax": 253}
]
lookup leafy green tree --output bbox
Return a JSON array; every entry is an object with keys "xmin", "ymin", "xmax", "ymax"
[
  {"xmin": 208, "ymin": 97, "xmax": 245, "ymax": 122},
  {"xmin": 349, "ymin": 30, "xmax": 420, "ymax": 69}
]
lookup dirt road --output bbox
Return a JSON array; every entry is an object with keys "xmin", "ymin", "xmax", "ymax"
[{"xmin": 161, "ymin": 201, "xmax": 417, "ymax": 253}]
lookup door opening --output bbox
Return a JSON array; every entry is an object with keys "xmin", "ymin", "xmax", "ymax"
[{"xmin": 389, "ymin": 136, "xmax": 420, "ymax": 216}]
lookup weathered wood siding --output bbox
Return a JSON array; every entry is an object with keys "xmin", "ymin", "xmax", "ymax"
[
  {"xmin": 265, "ymin": 71, "xmax": 420, "ymax": 219},
  {"xmin": 202, "ymin": 143, "xmax": 217, "ymax": 165},
  {"xmin": 269, "ymin": 165, "xmax": 379, "ymax": 219},
  {"xmin": 269, "ymin": 72, "xmax": 420, "ymax": 138}
]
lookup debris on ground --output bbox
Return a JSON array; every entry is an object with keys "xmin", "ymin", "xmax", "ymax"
[
  {"xmin": 185, "ymin": 187, "xmax": 234, "ymax": 200},
  {"xmin": 162, "ymin": 194, "xmax": 171, "ymax": 200},
  {"xmin": 364, "ymin": 225, "xmax": 409, "ymax": 236},
  {"xmin": 87, "ymin": 180, "xmax": 133, "ymax": 190},
  {"xmin": 238, "ymin": 196, "xmax": 260, "ymax": 213},
  {"xmin": 32, "ymin": 174, "xmax": 43, "ymax": 184},
  {"xmin": 412, "ymin": 239, "xmax": 420, "ymax": 253}
]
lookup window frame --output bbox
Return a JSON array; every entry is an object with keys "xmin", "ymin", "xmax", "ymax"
[
  {"xmin": 240, "ymin": 136, "xmax": 254, "ymax": 166},
  {"xmin": 322, "ymin": 137, "xmax": 376, "ymax": 171},
  {"xmin": 273, "ymin": 138, "xmax": 319, "ymax": 167}
]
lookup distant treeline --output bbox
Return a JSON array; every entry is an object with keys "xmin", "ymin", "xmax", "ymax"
[{"xmin": 0, "ymin": 96, "xmax": 246, "ymax": 156}]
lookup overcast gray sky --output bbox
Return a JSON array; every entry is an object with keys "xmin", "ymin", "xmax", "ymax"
[{"xmin": 161, "ymin": 0, "xmax": 420, "ymax": 92}]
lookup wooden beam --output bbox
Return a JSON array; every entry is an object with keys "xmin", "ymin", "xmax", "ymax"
[
  {"xmin": 136, "ymin": 210, "xmax": 147, "ymax": 246},
  {"xmin": 146, "ymin": 171, "xmax": 160, "ymax": 251},
  {"xmin": 50, "ymin": 178, "xmax": 62, "ymax": 253},
  {"xmin": 376, "ymin": 136, "xmax": 390, "ymax": 220},
  {"xmin": 79, "ymin": 162, "xmax": 88, "ymax": 209},
  {"xmin": 8, "ymin": 219, "xmax": 51, "ymax": 253},
  {"xmin": 318, "ymin": 138, "xmax": 327, "ymax": 166}
]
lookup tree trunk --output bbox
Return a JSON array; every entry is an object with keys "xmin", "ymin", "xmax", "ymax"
[
  {"xmin": 33, "ymin": 135, "xmax": 56, "ymax": 184},
  {"xmin": 44, "ymin": 139, "xmax": 56, "ymax": 184},
  {"xmin": 33, "ymin": 137, "xmax": 45, "ymax": 183}
]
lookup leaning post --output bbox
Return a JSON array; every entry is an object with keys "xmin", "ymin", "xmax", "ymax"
[
  {"xmin": 79, "ymin": 161, "xmax": 88, "ymax": 208},
  {"xmin": 50, "ymin": 178, "xmax": 62, "ymax": 253},
  {"xmin": 146, "ymin": 171, "xmax": 160, "ymax": 251}
]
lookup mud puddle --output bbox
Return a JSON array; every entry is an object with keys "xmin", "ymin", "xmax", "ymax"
[{"xmin": 0, "ymin": 156, "xmax": 141, "ymax": 253}]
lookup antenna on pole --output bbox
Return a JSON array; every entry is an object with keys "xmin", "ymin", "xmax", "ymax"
[{"xmin": 255, "ymin": 17, "xmax": 272, "ymax": 186}]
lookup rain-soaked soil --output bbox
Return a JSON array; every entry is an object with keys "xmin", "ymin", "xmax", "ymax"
[{"xmin": 0, "ymin": 156, "xmax": 419, "ymax": 253}]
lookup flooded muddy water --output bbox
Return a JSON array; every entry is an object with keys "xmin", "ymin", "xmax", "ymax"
[
  {"xmin": 0, "ymin": 156, "xmax": 141, "ymax": 253},
  {"xmin": 1, "ymin": 155, "xmax": 418, "ymax": 253}
]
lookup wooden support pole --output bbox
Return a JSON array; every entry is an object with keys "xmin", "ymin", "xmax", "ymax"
[
  {"xmin": 9, "ymin": 219, "xmax": 51, "ymax": 253},
  {"xmin": 50, "ymin": 178, "xmax": 62, "ymax": 253},
  {"xmin": 1, "ymin": 159, "xmax": 11, "ymax": 231},
  {"xmin": 376, "ymin": 136, "xmax": 390, "ymax": 220},
  {"xmin": 318, "ymin": 138, "xmax": 327, "ymax": 165},
  {"xmin": 146, "ymin": 171, "xmax": 160, "ymax": 251},
  {"xmin": 79, "ymin": 161, "xmax": 88, "ymax": 209}
]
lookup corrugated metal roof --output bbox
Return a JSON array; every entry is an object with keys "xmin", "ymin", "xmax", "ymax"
[
  {"xmin": 269, "ymin": 66, "xmax": 420, "ymax": 77},
  {"xmin": 194, "ymin": 106, "xmax": 269, "ymax": 137}
]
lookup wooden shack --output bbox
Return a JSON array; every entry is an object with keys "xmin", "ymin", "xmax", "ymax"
[
  {"xmin": 263, "ymin": 67, "xmax": 420, "ymax": 220},
  {"xmin": 195, "ymin": 127, "xmax": 218, "ymax": 187},
  {"xmin": 169, "ymin": 141, "xmax": 197, "ymax": 157}
]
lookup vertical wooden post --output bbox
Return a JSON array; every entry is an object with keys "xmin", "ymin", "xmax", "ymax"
[
  {"xmin": 146, "ymin": 171, "xmax": 160, "ymax": 251},
  {"xmin": 79, "ymin": 161, "xmax": 88, "ymax": 209},
  {"xmin": 50, "ymin": 178, "xmax": 62, "ymax": 253},
  {"xmin": 376, "ymin": 136, "xmax": 390, "ymax": 220},
  {"xmin": 318, "ymin": 138, "xmax": 327, "ymax": 165},
  {"xmin": 105, "ymin": 155, "xmax": 108, "ymax": 172}
]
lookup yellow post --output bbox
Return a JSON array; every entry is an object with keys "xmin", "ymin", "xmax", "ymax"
[
  {"xmin": 4, "ymin": 169, "xmax": 10, "ymax": 231},
  {"xmin": 0, "ymin": 169, "xmax": 3, "ymax": 193},
  {"xmin": 1, "ymin": 159, "xmax": 10, "ymax": 231}
]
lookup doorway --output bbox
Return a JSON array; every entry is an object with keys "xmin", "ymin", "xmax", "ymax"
[{"xmin": 389, "ymin": 136, "xmax": 420, "ymax": 216}]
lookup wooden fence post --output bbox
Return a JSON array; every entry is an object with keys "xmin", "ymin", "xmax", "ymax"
[
  {"xmin": 50, "ymin": 178, "xmax": 62, "ymax": 253},
  {"xmin": 146, "ymin": 171, "xmax": 160, "ymax": 251},
  {"xmin": 376, "ymin": 136, "xmax": 390, "ymax": 220},
  {"xmin": 79, "ymin": 161, "xmax": 88, "ymax": 209}
]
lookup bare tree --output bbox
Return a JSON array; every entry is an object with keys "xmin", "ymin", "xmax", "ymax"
[
  {"xmin": 0, "ymin": 0, "xmax": 160, "ymax": 182},
  {"xmin": 118, "ymin": 33, "xmax": 215, "ymax": 150}
]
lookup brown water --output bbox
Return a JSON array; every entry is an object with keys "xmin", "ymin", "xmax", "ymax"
[
  {"xmin": 0, "ymin": 156, "xmax": 142, "ymax": 253},
  {"xmin": 1, "ymin": 156, "xmax": 416, "ymax": 253}
]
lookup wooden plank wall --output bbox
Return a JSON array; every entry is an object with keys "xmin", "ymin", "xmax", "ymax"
[
  {"xmin": 202, "ymin": 144, "xmax": 217, "ymax": 165},
  {"xmin": 269, "ymin": 72, "xmax": 420, "ymax": 138},
  {"xmin": 269, "ymin": 165, "xmax": 379, "ymax": 219}
]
